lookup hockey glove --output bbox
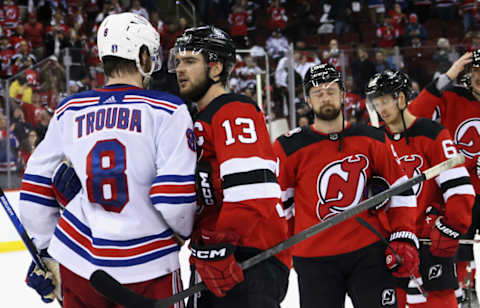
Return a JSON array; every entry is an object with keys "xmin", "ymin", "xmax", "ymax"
[
  {"xmin": 385, "ymin": 231, "xmax": 419, "ymax": 278},
  {"xmin": 190, "ymin": 229, "xmax": 244, "ymax": 297},
  {"xmin": 419, "ymin": 205, "xmax": 441, "ymax": 237},
  {"xmin": 52, "ymin": 161, "xmax": 81, "ymax": 207},
  {"xmin": 429, "ymin": 217, "xmax": 461, "ymax": 257},
  {"xmin": 26, "ymin": 250, "xmax": 61, "ymax": 303}
]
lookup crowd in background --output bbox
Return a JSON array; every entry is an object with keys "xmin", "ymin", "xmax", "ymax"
[{"xmin": 0, "ymin": 0, "xmax": 479, "ymax": 176}]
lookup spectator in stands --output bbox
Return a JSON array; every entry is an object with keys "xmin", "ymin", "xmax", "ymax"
[
  {"xmin": 110, "ymin": 0, "xmax": 124, "ymax": 14},
  {"xmin": 317, "ymin": 2, "xmax": 335, "ymax": 35},
  {"xmin": 9, "ymin": 75, "xmax": 33, "ymax": 105},
  {"xmin": 150, "ymin": 11, "xmax": 166, "ymax": 35},
  {"xmin": 288, "ymin": 0, "xmax": 317, "ymax": 40},
  {"xmin": 330, "ymin": 0, "xmax": 349, "ymax": 41},
  {"xmin": 0, "ymin": 112, "xmax": 19, "ymax": 172},
  {"xmin": 35, "ymin": 109, "xmax": 52, "ymax": 142},
  {"xmin": 94, "ymin": 2, "xmax": 115, "ymax": 24},
  {"xmin": 434, "ymin": 0, "xmax": 458, "ymax": 37},
  {"xmin": 19, "ymin": 129, "xmax": 38, "ymax": 174},
  {"xmin": 228, "ymin": 1, "xmax": 251, "ymax": 48},
  {"xmin": 350, "ymin": 44, "xmax": 376, "ymax": 96},
  {"xmin": 266, "ymin": 28, "xmax": 289, "ymax": 61},
  {"xmin": 459, "ymin": 0, "xmax": 478, "ymax": 34},
  {"xmin": 10, "ymin": 107, "xmax": 32, "ymax": 143},
  {"xmin": 2, "ymin": 0, "xmax": 20, "ymax": 36},
  {"xmin": 236, "ymin": 55, "xmax": 263, "ymax": 92},
  {"xmin": 24, "ymin": 12, "xmax": 45, "ymax": 61},
  {"xmin": 376, "ymin": 15, "xmax": 400, "ymax": 55},
  {"xmin": 322, "ymin": 39, "xmax": 341, "ymax": 71},
  {"xmin": 433, "ymin": 37, "xmax": 458, "ymax": 79},
  {"xmin": 388, "ymin": 3, "xmax": 407, "ymax": 46},
  {"xmin": 404, "ymin": 40, "xmax": 432, "ymax": 87},
  {"xmin": 374, "ymin": 49, "xmax": 392, "ymax": 73},
  {"xmin": 348, "ymin": 0, "xmax": 365, "ymax": 42},
  {"xmin": 10, "ymin": 24, "xmax": 28, "ymax": 51},
  {"xmin": 267, "ymin": 0, "xmax": 288, "ymax": 32},
  {"xmin": 412, "ymin": 0, "xmax": 432, "ymax": 24},
  {"xmin": 161, "ymin": 18, "xmax": 182, "ymax": 59},
  {"xmin": 130, "ymin": 0, "xmax": 149, "ymax": 20},
  {"xmin": 344, "ymin": 75, "xmax": 364, "ymax": 123},
  {"xmin": 368, "ymin": 0, "xmax": 386, "ymax": 26},
  {"xmin": 21, "ymin": 90, "xmax": 44, "ymax": 127},
  {"xmin": 0, "ymin": 36, "xmax": 14, "ymax": 78},
  {"xmin": 404, "ymin": 13, "xmax": 427, "ymax": 46}
]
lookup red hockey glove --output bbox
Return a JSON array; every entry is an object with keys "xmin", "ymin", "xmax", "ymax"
[
  {"xmin": 385, "ymin": 231, "xmax": 419, "ymax": 278},
  {"xmin": 429, "ymin": 217, "xmax": 461, "ymax": 257},
  {"xmin": 190, "ymin": 230, "xmax": 244, "ymax": 297},
  {"xmin": 419, "ymin": 205, "xmax": 441, "ymax": 237}
]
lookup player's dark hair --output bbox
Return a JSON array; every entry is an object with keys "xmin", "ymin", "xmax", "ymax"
[{"xmin": 103, "ymin": 46, "xmax": 150, "ymax": 78}]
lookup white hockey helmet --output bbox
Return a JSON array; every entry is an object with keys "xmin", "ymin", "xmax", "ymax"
[{"xmin": 97, "ymin": 12, "xmax": 161, "ymax": 77}]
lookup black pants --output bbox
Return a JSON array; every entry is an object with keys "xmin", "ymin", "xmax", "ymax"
[
  {"xmin": 458, "ymin": 195, "xmax": 480, "ymax": 261},
  {"xmin": 294, "ymin": 241, "xmax": 397, "ymax": 308},
  {"xmin": 187, "ymin": 247, "xmax": 289, "ymax": 308}
]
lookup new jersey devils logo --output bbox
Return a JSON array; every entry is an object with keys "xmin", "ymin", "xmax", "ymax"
[
  {"xmin": 455, "ymin": 118, "xmax": 480, "ymax": 158},
  {"xmin": 316, "ymin": 154, "xmax": 369, "ymax": 221},
  {"xmin": 398, "ymin": 154, "xmax": 424, "ymax": 196}
]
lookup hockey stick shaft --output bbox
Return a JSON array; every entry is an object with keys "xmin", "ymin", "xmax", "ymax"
[
  {"xmin": 90, "ymin": 154, "xmax": 465, "ymax": 308},
  {"xmin": 0, "ymin": 187, "xmax": 47, "ymax": 271},
  {"xmin": 419, "ymin": 238, "xmax": 480, "ymax": 245}
]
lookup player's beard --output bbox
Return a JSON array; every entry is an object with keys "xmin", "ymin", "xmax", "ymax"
[
  {"xmin": 179, "ymin": 73, "xmax": 213, "ymax": 102},
  {"xmin": 314, "ymin": 104, "xmax": 342, "ymax": 121}
]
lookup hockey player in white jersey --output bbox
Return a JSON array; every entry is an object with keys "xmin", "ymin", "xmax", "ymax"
[{"xmin": 20, "ymin": 12, "xmax": 196, "ymax": 307}]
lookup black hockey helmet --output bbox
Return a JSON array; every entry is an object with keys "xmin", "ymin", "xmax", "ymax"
[
  {"xmin": 472, "ymin": 49, "xmax": 480, "ymax": 68},
  {"xmin": 168, "ymin": 25, "xmax": 236, "ymax": 77},
  {"xmin": 365, "ymin": 70, "xmax": 414, "ymax": 102},
  {"xmin": 303, "ymin": 63, "xmax": 344, "ymax": 97}
]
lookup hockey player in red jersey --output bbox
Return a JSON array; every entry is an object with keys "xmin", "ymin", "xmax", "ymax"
[
  {"xmin": 168, "ymin": 26, "xmax": 291, "ymax": 307},
  {"xmin": 272, "ymin": 63, "xmax": 419, "ymax": 308},
  {"xmin": 409, "ymin": 50, "xmax": 480, "ymax": 306},
  {"xmin": 366, "ymin": 70, "xmax": 475, "ymax": 308}
]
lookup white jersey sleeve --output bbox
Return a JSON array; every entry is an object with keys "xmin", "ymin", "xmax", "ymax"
[
  {"xmin": 19, "ymin": 116, "xmax": 64, "ymax": 250},
  {"xmin": 150, "ymin": 104, "xmax": 197, "ymax": 239}
]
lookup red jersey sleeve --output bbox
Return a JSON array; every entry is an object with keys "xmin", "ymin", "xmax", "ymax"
[
  {"xmin": 371, "ymin": 137, "xmax": 417, "ymax": 236},
  {"xmin": 409, "ymin": 81, "xmax": 445, "ymax": 120},
  {"xmin": 431, "ymin": 128, "xmax": 475, "ymax": 233},
  {"xmin": 212, "ymin": 102, "xmax": 281, "ymax": 239},
  {"xmin": 272, "ymin": 139, "xmax": 295, "ymax": 236}
]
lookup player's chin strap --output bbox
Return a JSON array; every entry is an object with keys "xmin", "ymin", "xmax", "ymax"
[{"xmin": 397, "ymin": 98, "xmax": 410, "ymax": 144}]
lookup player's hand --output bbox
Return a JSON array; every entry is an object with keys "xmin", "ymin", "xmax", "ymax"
[
  {"xmin": 419, "ymin": 205, "xmax": 441, "ymax": 236},
  {"xmin": 386, "ymin": 232, "xmax": 419, "ymax": 278},
  {"xmin": 446, "ymin": 52, "xmax": 473, "ymax": 80},
  {"xmin": 430, "ymin": 216, "xmax": 461, "ymax": 257},
  {"xmin": 26, "ymin": 251, "xmax": 61, "ymax": 303},
  {"xmin": 190, "ymin": 229, "xmax": 244, "ymax": 297},
  {"xmin": 52, "ymin": 160, "xmax": 81, "ymax": 207}
]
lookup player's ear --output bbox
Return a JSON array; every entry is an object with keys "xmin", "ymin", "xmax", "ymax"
[
  {"xmin": 140, "ymin": 46, "xmax": 152, "ymax": 73},
  {"xmin": 209, "ymin": 61, "xmax": 223, "ymax": 82},
  {"xmin": 397, "ymin": 92, "xmax": 407, "ymax": 109}
]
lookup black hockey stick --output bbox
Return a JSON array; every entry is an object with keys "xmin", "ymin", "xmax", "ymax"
[
  {"xmin": 355, "ymin": 217, "xmax": 427, "ymax": 298},
  {"xmin": 419, "ymin": 238, "xmax": 480, "ymax": 245},
  {"xmin": 90, "ymin": 154, "xmax": 465, "ymax": 308},
  {"xmin": 0, "ymin": 187, "xmax": 63, "ymax": 304}
]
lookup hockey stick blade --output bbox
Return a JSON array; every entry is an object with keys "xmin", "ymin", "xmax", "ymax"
[{"xmin": 90, "ymin": 154, "xmax": 465, "ymax": 308}]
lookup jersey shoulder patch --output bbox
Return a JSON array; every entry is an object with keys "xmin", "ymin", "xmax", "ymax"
[
  {"xmin": 277, "ymin": 126, "xmax": 327, "ymax": 156},
  {"xmin": 344, "ymin": 123, "xmax": 385, "ymax": 143},
  {"xmin": 408, "ymin": 118, "xmax": 444, "ymax": 140}
]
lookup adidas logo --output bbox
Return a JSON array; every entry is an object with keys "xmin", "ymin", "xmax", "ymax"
[{"xmin": 104, "ymin": 96, "xmax": 116, "ymax": 104}]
